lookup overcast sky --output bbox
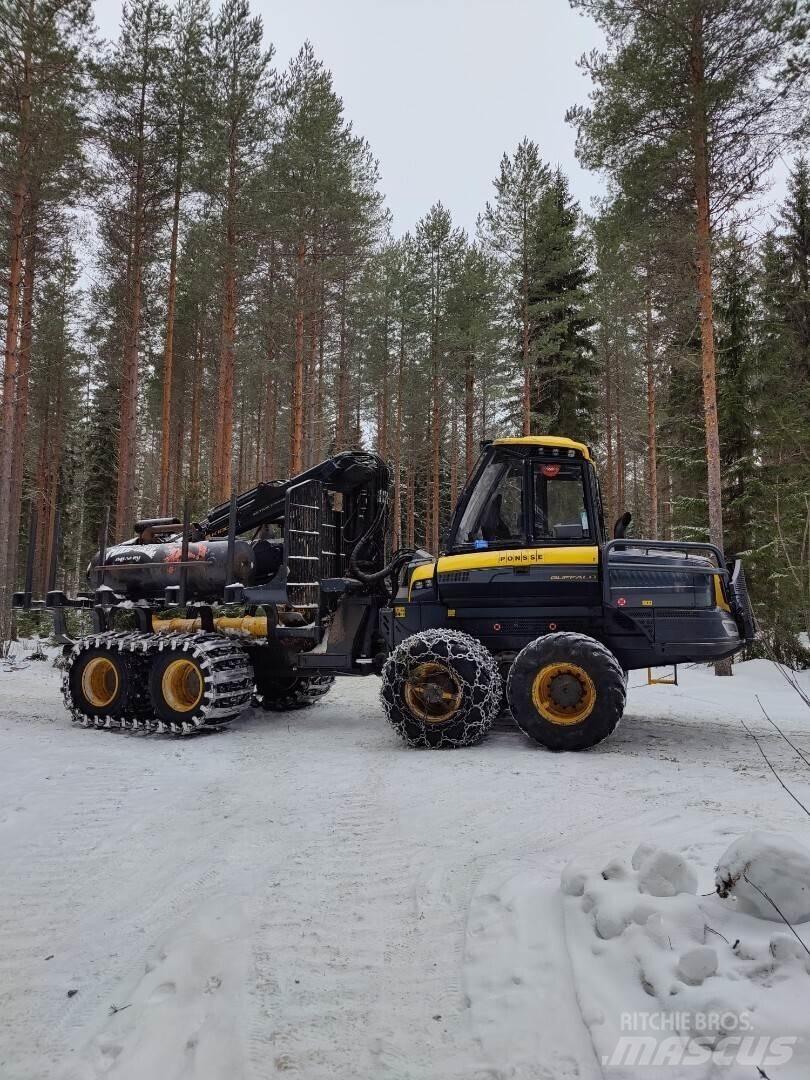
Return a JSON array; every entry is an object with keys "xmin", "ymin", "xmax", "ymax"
[{"xmin": 92, "ymin": 0, "xmax": 607, "ymax": 236}]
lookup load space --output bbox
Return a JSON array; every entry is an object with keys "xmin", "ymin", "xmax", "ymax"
[{"xmin": 13, "ymin": 437, "xmax": 757, "ymax": 749}]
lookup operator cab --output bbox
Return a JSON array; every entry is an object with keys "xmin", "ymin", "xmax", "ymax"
[{"xmin": 445, "ymin": 437, "xmax": 605, "ymax": 553}]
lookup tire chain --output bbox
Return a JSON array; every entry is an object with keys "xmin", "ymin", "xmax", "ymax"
[
  {"xmin": 252, "ymin": 674, "xmax": 335, "ymax": 711},
  {"xmin": 63, "ymin": 631, "xmax": 254, "ymax": 736},
  {"xmin": 381, "ymin": 628, "xmax": 503, "ymax": 748}
]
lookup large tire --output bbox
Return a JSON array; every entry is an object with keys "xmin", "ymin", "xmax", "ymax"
[
  {"xmin": 148, "ymin": 634, "xmax": 253, "ymax": 732},
  {"xmin": 252, "ymin": 673, "xmax": 335, "ymax": 711},
  {"xmin": 380, "ymin": 629, "xmax": 502, "ymax": 748},
  {"xmin": 64, "ymin": 640, "xmax": 133, "ymax": 726},
  {"xmin": 507, "ymin": 632, "xmax": 626, "ymax": 751}
]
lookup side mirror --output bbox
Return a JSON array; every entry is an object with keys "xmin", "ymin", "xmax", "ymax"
[{"xmin": 613, "ymin": 511, "xmax": 632, "ymax": 540}]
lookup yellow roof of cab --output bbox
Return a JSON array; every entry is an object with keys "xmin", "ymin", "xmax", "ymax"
[{"xmin": 492, "ymin": 435, "xmax": 591, "ymax": 461}]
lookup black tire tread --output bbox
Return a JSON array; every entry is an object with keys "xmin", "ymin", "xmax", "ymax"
[{"xmin": 507, "ymin": 631, "xmax": 626, "ymax": 751}]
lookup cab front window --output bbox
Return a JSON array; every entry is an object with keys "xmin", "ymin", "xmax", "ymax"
[{"xmin": 455, "ymin": 458, "xmax": 525, "ymax": 545}]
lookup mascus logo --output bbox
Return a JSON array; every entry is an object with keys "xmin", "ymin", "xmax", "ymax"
[{"xmin": 496, "ymin": 550, "xmax": 544, "ymax": 565}]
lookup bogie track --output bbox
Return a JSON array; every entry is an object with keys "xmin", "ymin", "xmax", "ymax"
[{"xmin": 63, "ymin": 631, "xmax": 254, "ymax": 736}]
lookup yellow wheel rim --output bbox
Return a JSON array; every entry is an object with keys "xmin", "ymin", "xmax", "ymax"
[
  {"xmin": 81, "ymin": 656, "xmax": 120, "ymax": 709},
  {"xmin": 531, "ymin": 662, "xmax": 596, "ymax": 726},
  {"xmin": 404, "ymin": 661, "xmax": 463, "ymax": 724},
  {"xmin": 161, "ymin": 658, "xmax": 204, "ymax": 713}
]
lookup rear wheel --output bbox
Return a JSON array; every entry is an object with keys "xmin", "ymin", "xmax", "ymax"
[
  {"xmin": 148, "ymin": 635, "xmax": 253, "ymax": 731},
  {"xmin": 252, "ymin": 673, "xmax": 335, "ymax": 711},
  {"xmin": 381, "ymin": 629, "xmax": 502, "ymax": 748},
  {"xmin": 66, "ymin": 644, "xmax": 131, "ymax": 725},
  {"xmin": 507, "ymin": 632, "xmax": 626, "ymax": 751}
]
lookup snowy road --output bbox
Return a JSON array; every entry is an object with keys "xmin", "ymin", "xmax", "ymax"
[{"xmin": 2, "ymin": 656, "xmax": 810, "ymax": 1080}]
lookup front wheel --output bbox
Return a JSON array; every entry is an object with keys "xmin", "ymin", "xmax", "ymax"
[
  {"xmin": 507, "ymin": 632, "xmax": 626, "ymax": 751},
  {"xmin": 380, "ymin": 629, "xmax": 502, "ymax": 748}
]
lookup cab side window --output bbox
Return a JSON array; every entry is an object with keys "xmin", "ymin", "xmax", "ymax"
[{"xmin": 533, "ymin": 463, "xmax": 590, "ymax": 540}]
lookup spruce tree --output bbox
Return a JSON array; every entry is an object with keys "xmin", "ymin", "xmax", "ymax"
[
  {"xmin": 527, "ymin": 169, "xmax": 595, "ymax": 439},
  {"xmin": 715, "ymin": 224, "xmax": 757, "ymax": 557},
  {"xmin": 480, "ymin": 139, "xmax": 551, "ymax": 434}
]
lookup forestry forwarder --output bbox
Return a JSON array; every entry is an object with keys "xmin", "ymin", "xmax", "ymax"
[{"xmin": 13, "ymin": 437, "xmax": 756, "ymax": 750}]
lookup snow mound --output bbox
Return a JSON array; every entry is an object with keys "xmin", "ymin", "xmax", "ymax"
[
  {"xmin": 635, "ymin": 844, "xmax": 698, "ymax": 897},
  {"xmin": 716, "ymin": 831, "xmax": 810, "ymax": 924},
  {"xmin": 561, "ymin": 839, "xmax": 810, "ymax": 1079}
]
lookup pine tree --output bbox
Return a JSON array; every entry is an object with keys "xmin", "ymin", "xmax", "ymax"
[
  {"xmin": 206, "ymin": 0, "xmax": 273, "ymax": 500},
  {"xmin": 0, "ymin": 0, "xmax": 92, "ymax": 632},
  {"xmin": 157, "ymin": 0, "xmax": 209, "ymax": 513},
  {"xmin": 98, "ymin": 0, "xmax": 172, "ymax": 537}
]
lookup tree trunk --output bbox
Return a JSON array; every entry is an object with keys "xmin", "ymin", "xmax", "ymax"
[
  {"xmin": 188, "ymin": 323, "xmax": 203, "ymax": 499},
  {"xmin": 690, "ymin": 9, "xmax": 730, "ymax": 675},
  {"xmin": 429, "ymin": 251, "xmax": 442, "ymax": 553},
  {"xmin": 214, "ymin": 133, "xmax": 238, "ymax": 501},
  {"xmin": 159, "ymin": 105, "xmax": 185, "ymax": 514},
  {"xmin": 314, "ymin": 262, "xmax": 326, "ymax": 463},
  {"xmin": 6, "ymin": 204, "xmax": 37, "ymax": 593},
  {"xmin": 262, "ymin": 242, "xmax": 277, "ymax": 479},
  {"xmin": 236, "ymin": 390, "xmax": 247, "ymax": 492},
  {"xmin": 253, "ymin": 392, "xmax": 262, "ymax": 485},
  {"xmin": 0, "ymin": 10, "xmax": 32, "ymax": 630},
  {"xmin": 604, "ymin": 342, "xmax": 616, "ymax": 531},
  {"xmin": 464, "ymin": 352, "xmax": 475, "ymax": 477},
  {"xmin": 116, "ymin": 21, "xmax": 152, "ymax": 537},
  {"xmin": 645, "ymin": 282, "xmax": 658, "ymax": 539},
  {"xmin": 378, "ymin": 345, "xmax": 388, "ymax": 460},
  {"xmin": 406, "ymin": 463, "xmax": 415, "ymax": 548},
  {"xmin": 290, "ymin": 236, "xmax": 306, "ymax": 474},
  {"xmin": 335, "ymin": 271, "xmax": 348, "ymax": 449},
  {"xmin": 267, "ymin": 380, "xmax": 278, "ymax": 479},
  {"xmin": 449, "ymin": 404, "xmax": 458, "ymax": 513},
  {"xmin": 170, "ymin": 361, "xmax": 185, "ymax": 509},
  {"xmin": 36, "ymin": 361, "xmax": 64, "ymax": 596},
  {"xmin": 522, "ymin": 263, "xmax": 531, "ymax": 435},
  {"xmin": 430, "ymin": 366, "xmax": 441, "ymax": 553},
  {"xmin": 392, "ymin": 324, "xmax": 405, "ymax": 549},
  {"xmin": 616, "ymin": 398, "xmax": 625, "ymax": 513},
  {"xmin": 305, "ymin": 302, "xmax": 318, "ymax": 468}
]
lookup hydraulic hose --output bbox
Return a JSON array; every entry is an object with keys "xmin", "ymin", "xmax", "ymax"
[{"xmin": 347, "ymin": 483, "xmax": 415, "ymax": 590}]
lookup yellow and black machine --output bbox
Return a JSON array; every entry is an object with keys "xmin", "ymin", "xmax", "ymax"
[{"xmin": 14, "ymin": 436, "xmax": 756, "ymax": 750}]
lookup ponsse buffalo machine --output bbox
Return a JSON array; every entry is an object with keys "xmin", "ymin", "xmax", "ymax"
[{"xmin": 14, "ymin": 437, "xmax": 757, "ymax": 750}]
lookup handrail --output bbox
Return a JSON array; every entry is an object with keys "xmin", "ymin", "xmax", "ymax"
[
  {"xmin": 602, "ymin": 538, "xmax": 726, "ymax": 608},
  {"xmin": 604, "ymin": 538, "xmax": 725, "ymax": 564}
]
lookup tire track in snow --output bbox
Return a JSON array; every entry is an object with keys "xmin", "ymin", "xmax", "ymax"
[{"xmin": 0, "ymin": 716, "xmax": 242, "ymax": 1080}]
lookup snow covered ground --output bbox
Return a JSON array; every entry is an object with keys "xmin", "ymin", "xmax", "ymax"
[{"xmin": 2, "ymin": 650, "xmax": 810, "ymax": 1080}]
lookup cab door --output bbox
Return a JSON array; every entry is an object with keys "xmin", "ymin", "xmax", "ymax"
[{"xmin": 437, "ymin": 451, "xmax": 600, "ymax": 606}]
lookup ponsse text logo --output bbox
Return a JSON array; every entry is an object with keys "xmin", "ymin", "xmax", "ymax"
[{"xmin": 496, "ymin": 550, "xmax": 544, "ymax": 565}]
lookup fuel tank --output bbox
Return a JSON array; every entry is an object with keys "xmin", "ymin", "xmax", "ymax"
[{"xmin": 88, "ymin": 538, "xmax": 258, "ymax": 600}]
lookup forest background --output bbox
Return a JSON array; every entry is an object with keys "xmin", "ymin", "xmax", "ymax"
[{"xmin": 0, "ymin": 0, "xmax": 808, "ymax": 660}]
